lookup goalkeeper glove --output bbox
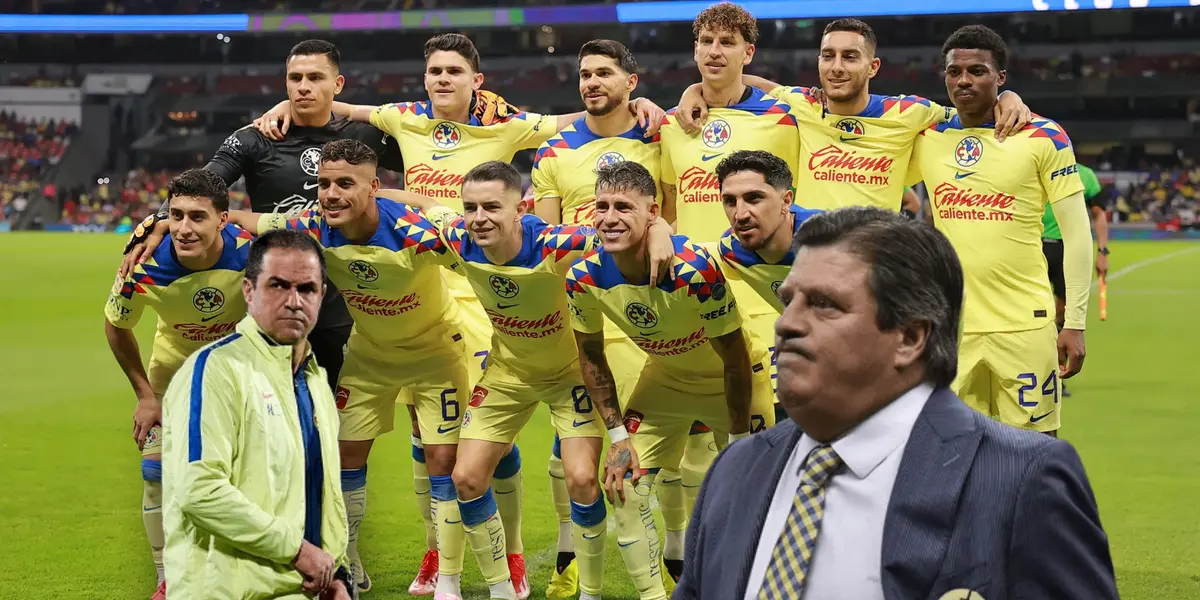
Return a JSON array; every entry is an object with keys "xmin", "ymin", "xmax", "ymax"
[{"xmin": 472, "ymin": 89, "xmax": 519, "ymax": 125}]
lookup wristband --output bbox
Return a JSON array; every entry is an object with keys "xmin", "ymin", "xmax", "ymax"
[
  {"xmin": 900, "ymin": 208, "xmax": 917, "ymax": 220},
  {"xmin": 608, "ymin": 426, "xmax": 629, "ymax": 444},
  {"xmin": 333, "ymin": 565, "xmax": 354, "ymax": 594},
  {"xmin": 1098, "ymin": 247, "xmax": 1110, "ymax": 255}
]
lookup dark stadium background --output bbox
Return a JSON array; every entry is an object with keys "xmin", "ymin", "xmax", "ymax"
[{"xmin": 1, "ymin": 2, "xmax": 1198, "ymax": 599}]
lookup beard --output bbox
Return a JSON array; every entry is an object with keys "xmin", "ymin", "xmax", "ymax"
[{"xmin": 584, "ymin": 94, "xmax": 620, "ymax": 117}]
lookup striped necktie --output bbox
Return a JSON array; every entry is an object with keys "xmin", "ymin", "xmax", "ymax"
[{"xmin": 757, "ymin": 444, "xmax": 843, "ymax": 600}]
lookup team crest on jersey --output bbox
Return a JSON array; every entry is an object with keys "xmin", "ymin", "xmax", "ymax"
[
  {"xmin": 624, "ymin": 302, "xmax": 659, "ymax": 329},
  {"xmin": 702, "ymin": 119, "xmax": 732, "ymax": 148},
  {"xmin": 192, "ymin": 287, "xmax": 225, "ymax": 314},
  {"xmin": 348, "ymin": 260, "xmax": 379, "ymax": 283},
  {"xmin": 595, "ymin": 152, "xmax": 625, "ymax": 169},
  {"xmin": 489, "ymin": 274, "xmax": 520, "ymax": 299},
  {"xmin": 834, "ymin": 118, "xmax": 865, "ymax": 136},
  {"xmin": 955, "ymin": 136, "xmax": 984, "ymax": 168},
  {"xmin": 299, "ymin": 147, "xmax": 322, "ymax": 177},
  {"xmin": 144, "ymin": 427, "xmax": 160, "ymax": 447},
  {"xmin": 432, "ymin": 122, "xmax": 462, "ymax": 149},
  {"xmin": 771, "ymin": 280, "xmax": 783, "ymax": 299}
]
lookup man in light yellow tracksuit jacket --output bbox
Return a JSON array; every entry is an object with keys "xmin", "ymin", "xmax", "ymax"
[{"xmin": 162, "ymin": 229, "xmax": 353, "ymax": 600}]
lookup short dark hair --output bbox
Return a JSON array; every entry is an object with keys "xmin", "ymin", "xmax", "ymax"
[
  {"xmin": 425, "ymin": 33, "xmax": 481, "ymax": 72},
  {"xmin": 464, "ymin": 160, "xmax": 523, "ymax": 195},
  {"xmin": 942, "ymin": 24, "xmax": 1009, "ymax": 71},
  {"xmin": 595, "ymin": 161, "xmax": 657, "ymax": 199},
  {"xmin": 822, "ymin": 18, "xmax": 877, "ymax": 54},
  {"xmin": 168, "ymin": 168, "xmax": 229, "ymax": 212},
  {"xmin": 320, "ymin": 139, "xmax": 378, "ymax": 168},
  {"xmin": 287, "ymin": 39, "xmax": 340, "ymax": 71},
  {"xmin": 792, "ymin": 207, "xmax": 963, "ymax": 388},
  {"xmin": 578, "ymin": 39, "xmax": 638, "ymax": 75},
  {"xmin": 245, "ymin": 229, "xmax": 326, "ymax": 286},
  {"xmin": 716, "ymin": 150, "xmax": 793, "ymax": 191},
  {"xmin": 693, "ymin": 2, "xmax": 758, "ymax": 44}
]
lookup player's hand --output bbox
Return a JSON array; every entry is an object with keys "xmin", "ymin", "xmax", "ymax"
[
  {"xmin": 1057, "ymin": 328, "xmax": 1086, "ymax": 379},
  {"xmin": 629, "ymin": 98, "xmax": 666, "ymax": 138},
  {"xmin": 676, "ymin": 83, "xmax": 708, "ymax": 135},
  {"xmin": 992, "ymin": 91, "xmax": 1032, "ymax": 142},
  {"xmin": 120, "ymin": 218, "xmax": 171, "ymax": 278},
  {"xmin": 319, "ymin": 580, "xmax": 352, "ymax": 600},
  {"xmin": 123, "ymin": 213, "xmax": 160, "ymax": 255},
  {"xmin": 132, "ymin": 394, "xmax": 162, "ymax": 451},
  {"xmin": 807, "ymin": 86, "xmax": 829, "ymax": 110},
  {"xmin": 603, "ymin": 438, "xmax": 639, "ymax": 504},
  {"xmin": 253, "ymin": 100, "xmax": 293, "ymax": 141},
  {"xmin": 647, "ymin": 221, "xmax": 676, "ymax": 285},
  {"xmin": 294, "ymin": 540, "xmax": 336, "ymax": 593},
  {"xmin": 473, "ymin": 89, "xmax": 519, "ymax": 126},
  {"xmin": 1095, "ymin": 251, "xmax": 1109, "ymax": 276}
]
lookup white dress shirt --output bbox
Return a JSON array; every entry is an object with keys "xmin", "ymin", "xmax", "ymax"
[{"xmin": 743, "ymin": 382, "xmax": 934, "ymax": 600}]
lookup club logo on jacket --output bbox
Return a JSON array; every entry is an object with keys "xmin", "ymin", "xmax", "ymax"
[{"xmin": 300, "ymin": 147, "xmax": 322, "ymax": 177}]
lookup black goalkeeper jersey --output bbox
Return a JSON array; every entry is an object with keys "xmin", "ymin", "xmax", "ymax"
[{"xmin": 204, "ymin": 116, "xmax": 404, "ymax": 330}]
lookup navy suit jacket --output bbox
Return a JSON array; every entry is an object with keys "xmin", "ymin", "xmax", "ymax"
[{"xmin": 672, "ymin": 387, "xmax": 1118, "ymax": 600}]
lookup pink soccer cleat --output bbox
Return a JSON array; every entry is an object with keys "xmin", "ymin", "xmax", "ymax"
[
  {"xmin": 149, "ymin": 581, "xmax": 166, "ymax": 600},
  {"xmin": 508, "ymin": 554, "xmax": 530, "ymax": 600},
  {"xmin": 408, "ymin": 549, "xmax": 439, "ymax": 596}
]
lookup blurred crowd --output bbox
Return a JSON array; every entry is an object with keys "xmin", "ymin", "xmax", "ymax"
[
  {"xmin": 1, "ymin": 112, "xmax": 76, "ymax": 225},
  {"xmin": 1109, "ymin": 159, "xmax": 1200, "ymax": 230},
  {"xmin": 59, "ymin": 167, "xmax": 250, "ymax": 228}
]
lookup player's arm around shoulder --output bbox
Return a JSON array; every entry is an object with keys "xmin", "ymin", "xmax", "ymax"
[{"xmin": 1007, "ymin": 438, "xmax": 1118, "ymax": 599}]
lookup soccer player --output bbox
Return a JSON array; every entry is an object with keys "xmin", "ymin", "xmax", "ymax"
[
  {"xmin": 676, "ymin": 18, "xmax": 1031, "ymax": 213},
  {"xmin": 528, "ymin": 38, "xmax": 674, "ymax": 597},
  {"xmin": 394, "ymin": 160, "xmax": 669, "ymax": 600},
  {"xmin": 907, "ymin": 25, "xmax": 1091, "ymax": 436},
  {"xmin": 254, "ymin": 36, "xmax": 666, "ymax": 592},
  {"xmin": 714, "ymin": 151, "xmax": 822, "ymax": 412},
  {"xmin": 655, "ymin": 7, "xmax": 796, "ymax": 571},
  {"xmin": 1042, "ymin": 163, "xmax": 1108, "ymax": 397},
  {"xmin": 103, "ymin": 169, "xmax": 252, "ymax": 600},
  {"xmin": 566, "ymin": 161, "xmax": 776, "ymax": 600}
]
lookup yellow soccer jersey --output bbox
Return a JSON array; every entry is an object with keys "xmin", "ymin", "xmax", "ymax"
[
  {"xmin": 566, "ymin": 236, "xmax": 755, "ymax": 382},
  {"xmin": 909, "ymin": 115, "xmax": 1085, "ymax": 334},
  {"xmin": 259, "ymin": 197, "xmax": 461, "ymax": 350},
  {"xmin": 770, "ymin": 86, "xmax": 951, "ymax": 212},
  {"xmin": 369, "ymin": 101, "xmax": 557, "ymax": 213},
  {"xmin": 718, "ymin": 204, "xmax": 824, "ymax": 313},
  {"xmin": 426, "ymin": 206, "xmax": 599, "ymax": 381},
  {"xmin": 660, "ymin": 87, "xmax": 801, "ymax": 243},
  {"xmin": 531, "ymin": 116, "xmax": 662, "ymax": 226},
  {"xmin": 105, "ymin": 226, "xmax": 252, "ymax": 360}
]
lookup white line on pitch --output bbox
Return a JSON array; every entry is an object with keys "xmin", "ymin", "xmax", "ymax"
[{"xmin": 1096, "ymin": 245, "xmax": 1200, "ymax": 286}]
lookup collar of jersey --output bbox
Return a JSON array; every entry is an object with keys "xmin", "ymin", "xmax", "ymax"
[
  {"xmin": 237, "ymin": 315, "xmax": 319, "ymax": 373},
  {"xmin": 563, "ymin": 116, "xmax": 650, "ymax": 146},
  {"xmin": 322, "ymin": 198, "xmax": 421, "ymax": 252},
  {"xmin": 725, "ymin": 205, "xmax": 817, "ymax": 267},
  {"xmin": 938, "ymin": 114, "xmax": 996, "ymax": 131},
  {"xmin": 458, "ymin": 214, "xmax": 546, "ymax": 268},
  {"xmin": 414, "ymin": 101, "xmax": 483, "ymax": 126},
  {"xmin": 592, "ymin": 236, "xmax": 686, "ymax": 293}
]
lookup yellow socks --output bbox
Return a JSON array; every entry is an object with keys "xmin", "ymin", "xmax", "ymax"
[
  {"xmin": 430, "ymin": 474, "xmax": 465, "ymax": 578},
  {"xmin": 411, "ymin": 437, "xmax": 437, "ymax": 551},
  {"xmin": 611, "ymin": 472, "xmax": 666, "ymax": 600},
  {"xmin": 140, "ymin": 459, "xmax": 164, "ymax": 583},
  {"xmin": 570, "ymin": 495, "xmax": 607, "ymax": 596},
  {"xmin": 492, "ymin": 445, "xmax": 524, "ymax": 555}
]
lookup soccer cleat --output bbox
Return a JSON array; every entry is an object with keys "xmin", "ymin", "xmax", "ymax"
[
  {"xmin": 408, "ymin": 550, "xmax": 439, "ymax": 596},
  {"xmin": 355, "ymin": 562, "xmax": 372, "ymax": 594},
  {"xmin": 508, "ymin": 554, "xmax": 530, "ymax": 600},
  {"xmin": 149, "ymin": 580, "xmax": 166, "ymax": 600},
  {"xmin": 1062, "ymin": 382, "xmax": 1072, "ymax": 398},
  {"xmin": 662, "ymin": 556, "xmax": 681, "ymax": 597},
  {"xmin": 544, "ymin": 558, "xmax": 578, "ymax": 599}
]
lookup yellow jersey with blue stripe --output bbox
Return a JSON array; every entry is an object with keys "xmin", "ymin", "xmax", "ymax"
[
  {"xmin": 659, "ymin": 87, "xmax": 802, "ymax": 244},
  {"xmin": 369, "ymin": 101, "xmax": 557, "ymax": 213},
  {"xmin": 566, "ymin": 236, "xmax": 760, "ymax": 382},
  {"xmin": 105, "ymin": 225, "xmax": 253, "ymax": 388},
  {"xmin": 770, "ymin": 86, "xmax": 951, "ymax": 212},
  {"xmin": 426, "ymin": 207, "xmax": 599, "ymax": 381},
  {"xmin": 531, "ymin": 116, "xmax": 662, "ymax": 226},
  {"xmin": 259, "ymin": 197, "xmax": 461, "ymax": 350},
  {"xmin": 908, "ymin": 115, "xmax": 1084, "ymax": 333},
  {"xmin": 718, "ymin": 204, "xmax": 824, "ymax": 313}
]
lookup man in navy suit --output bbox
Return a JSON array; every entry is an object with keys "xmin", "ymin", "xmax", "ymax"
[{"xmin": 673, "ymin": 207, "xmax": 1117, "ymax": 600}]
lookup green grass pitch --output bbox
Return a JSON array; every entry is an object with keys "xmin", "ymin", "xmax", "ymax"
[{"xmin": 0, "ymin": 234, "xmax": 1197, "ymax": 599}]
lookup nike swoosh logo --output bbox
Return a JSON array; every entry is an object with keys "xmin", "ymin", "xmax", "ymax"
[
  {"xmin": 618, "ymin": 540, "xmax": 637, "ymax": 548},
  {"xmin": 432, "ymin": 153, "xmax": 452, "ymax": 160},
  {"xmin": 954, "ymin": 171, "xmax": 975, "ymax": 180},
  {"xmin": 143, "ymin": 505, "xmax": 162, "ymax": 512},
  {"xmin": 701, "ymin": 153, "xmax": 723, "ymax": 161},
  {"xmin": 583, "ymin": 533, "xmax": 602, "ymax": 540},
  {"xmin": 446, "ymin": 519, "xmax": 462, "ymax": 524},
  {"xmin": 357, "ymin": 284, "xmax": 377, "ymax": 290},
  {"xmin": 495, "ymin": 489, "xmax": 516, "ymax": 495},
  {"xmin": 437, "ymin": 424, "xmax": 460, "ymax": 434},
  {"xmin": 303, "ymin": 182, "xmax": 318, "ymax": 190},
  {"xmin": 573, "ymin": 419, "xmax": 595, "ymax": 427},
  {"xmin": 497, "ymin": 302, "xmax": 518, "ymax": 309},
  {"xmin": 839, "ymin": 135, "xmax": 861, "ymax": 142},
  {"xmin": 1029, "ymin": 411, "xmax": 1055, "ymax": 423},
  {"xmin": 200, "ymin": 313, "xmax": 224, "ymax": 322},
  {"xmin": 641, "ymin": 331, "xmax": 661, "ymax": 337}
]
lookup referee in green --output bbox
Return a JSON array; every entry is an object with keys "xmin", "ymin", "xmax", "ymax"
[
  {"xmin": 162, "ymin": 230, "xmax": 353, "ymax": 599},
  {"xmin": 1041, "ymin": 163, "xmax": 1109, "ymax": 396}
]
